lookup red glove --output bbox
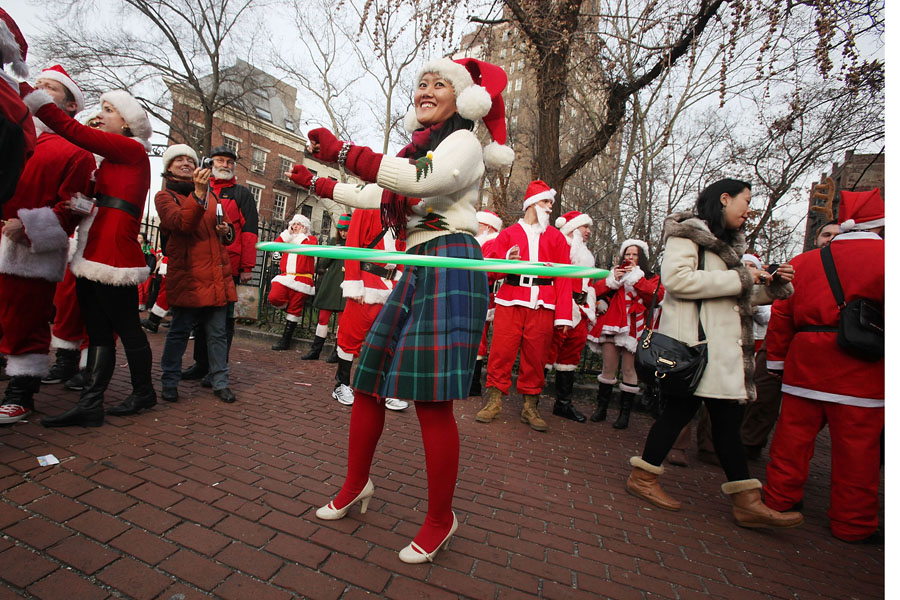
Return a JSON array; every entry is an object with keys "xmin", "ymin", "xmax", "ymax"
[
  {"xmin": 308, "ymin": 128, "xmax": 344, "ymax": 163},
  {"xmin": 344, "ymin": 145, "xmax": 384, "ymax": 183},
  {"xmin": 289, "ymin": 164, "xmax": 314, "ymax": 187},
  {"xmin": 315, "ymin": 177, "xmax": 336, "ymax": 199}
]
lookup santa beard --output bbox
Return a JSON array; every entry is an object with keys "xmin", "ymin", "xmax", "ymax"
[
  {"xmin": 569, "ymin": 231, "xmax": 595, "ymax": 267},
  {"xmin": 536, "ymin": 207, "xmax": 551, "ymax": 231},
  {"xmin": 475, "ymin": 231, "xmax": 498, "ymax": 247}
]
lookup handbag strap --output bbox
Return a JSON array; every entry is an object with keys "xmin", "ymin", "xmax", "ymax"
[
  {"xmin": 645, "ymin": 247, "xmax": 705, "ymax": 342},
  {"xmin": 819, "ymin": 245, "xmax": 846, "ymax": 309}
]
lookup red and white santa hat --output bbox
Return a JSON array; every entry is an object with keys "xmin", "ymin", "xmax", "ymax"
[
  {"xmin": 476, "ymin": 210, "xmax": 502, "ymax": 232},
  {"xmin": 554, "ymin": 210, "xmax": 592, "ymax": 236},
  {"xmin": 0, "ymin": 8, "xmax": 28, "ymax": 78},
  {"xmin": 619, "ymin": 239, "xmax": 650, "ymax": 259},
  {"xmin": 289, "ymin": 213, "xmax": 310, "ymax": 230},
  {"xmin": 523, "ymin": 180, "xmax": 556, "ymax": 211},
  {"xmin": 99, "ymin": 90, "xmax": 153, "ymax": 153},
  {"xmin": 838, "ymin": 188, "xmax": 884, "ymax": 232},
  {"xmin": 405, "ymin": 57, "xmax": 515, "ymax": 170},
  {"xmin": 36, "ymin": 65, "xmax": 85, "ymax": 112},
  {"xmin": 741, "ymin": 253, "xmax": 762, "ymax": 269}
]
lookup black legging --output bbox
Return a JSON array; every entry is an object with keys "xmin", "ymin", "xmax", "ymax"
[
  {"xmin": 76, "ymin": 278, "xmax": 149, "ymax": 352},
  {"xmin": 641, "ymin": 393, "xmax": 750, "ymax": 482}
]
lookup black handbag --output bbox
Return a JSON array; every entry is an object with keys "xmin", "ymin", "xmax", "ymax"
[
  {"xmin": 635, "ymin": 251, "xmax": 708, "ymax": 396},
  {"xmin": 820, "ymin": 245, "xmax": 884, "ymax": 362}
]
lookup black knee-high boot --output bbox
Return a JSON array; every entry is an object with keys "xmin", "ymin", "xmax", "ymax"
[
  {"xmin": 301, "ymin": 335, "xmax": 326, "ymax": 360},
  {"xmin": 591, "ymin": 379, "xmax": 614, "ymax": 422},
  {"xmin": 552, "ymin": 370, "xmax": 586, "ymax": 422},
  {"xmin": 469, "ymin": 358, "xmax": 483, "ymax": 397},
  {"xmin": 272, "ymin": 321, "xmax": 296, "ymax": 351},
  {"xmin": 613, "ymin": 384, "xmax": 639, "ymax": 429},
  {"xmin": 107, "ymin": 344, "xmax": 157, "ymax": 416},
  {"xmin": 42, "ymin": 346, "xmax": 115, "ymax": 427}
]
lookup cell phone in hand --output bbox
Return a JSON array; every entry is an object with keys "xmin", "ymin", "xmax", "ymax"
[
  {"xmin": 766, "ymin": 263, "xmax": 780, "ymax": 275},
  {"xmin": 216, "ymin": 204, "xmax": 223, "ymax": 225}
]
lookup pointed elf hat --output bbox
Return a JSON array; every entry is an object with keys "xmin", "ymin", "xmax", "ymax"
[
  {"xmin": 476, "ymin": 210, "xmax": 503, "ymax": 232},
  {"xmin": 336, "ymin": 213, "xmax": 352, "ymax": 230},
  {"xmin": 404, "ymin": 57, "xmax": 515, "ymax": 170},
  {"xmin": 838, "ymin": 188, "xmax": 884, "ymax": 232},
  {"xmin": 0, "ymin": 8, "xmax": 28, "ymax": 78},
  {"xmin": 523, "ymin": 180, "xmax": 556, "ymax": 211},
  {"xmin": 555, "ymin": 211, "xmax": 592, "ymax": 236}
]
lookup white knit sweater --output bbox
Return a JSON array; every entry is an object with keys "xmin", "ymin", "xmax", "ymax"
[{"xmin": 332, "ymin": 129, "xmax": 485, "ymax": 249}]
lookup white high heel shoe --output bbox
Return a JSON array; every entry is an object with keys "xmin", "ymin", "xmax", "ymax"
[
  {"xmin": 398, "ymin": 512, "xmax": 458, "ymax": 564},
  {"xmin": 315, "ymin": 479, "xmax": 375, "ymax": 520}
]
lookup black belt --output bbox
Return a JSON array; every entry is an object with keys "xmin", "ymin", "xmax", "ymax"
[
  {"xmin": 505, "ymin": 274, "xmax": 553, "ymax": 286},
  {"xmin": 95, "ymin": 194, "xmax": 141, "ymax": 219},
  {"xmin": 573, "ymin": 292, "xmax": 587, "ymax": 304},
  {"xmin": 797, "ymin": 326, "xmax": 838, "ymax": 332},
  {"xmin": 361, "ymin": 262, "xmax": 395, "ymax": 280}
]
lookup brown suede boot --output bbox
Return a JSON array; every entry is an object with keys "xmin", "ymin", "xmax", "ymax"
[
  {"xmin": 475, "ymin": 387, "xmax": 503, "ymax": 423},
  {"xmin": 520, "ymin": 394, "xmax": 548, "ymax": 432},
  {"xmin": 723, "ymin": 479, "xmax": 804, "ymax": 529},
  {"xmin": 626, "ymin": 457, "xmax": 681, "ymax": 511}
]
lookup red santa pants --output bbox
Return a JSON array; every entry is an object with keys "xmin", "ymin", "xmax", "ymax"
[
  {"xmin": 477, "ymin": 320, "xmax": 491, "ymax": 357},
  {"xmin": 51, "ymin": 267, "xmax": 86, "ymax": 350},
  {"xmin": 150, "ymin": 277, "xmax": 169, "ymax": 316},
  {"xmin": 486, "ymin": 304, "xmax": 555, "ymax": 395},
  {"xmin": 546, "ymin": 317, "xmax": 589, "ymax": 370},
  {"xmin": 0, "ymin": 273, "xmax": 56, "ymax": 375},
  {"xmin": 337, "ymin": 299, "xmax": 383, "ymax": 358},
  {"xmin": 267, "ymin": 282, "xmax": 308, "ymax": 321},
  {"xmin": 764, "ymin": 392, "xmax": 884, "ymax": 541}
]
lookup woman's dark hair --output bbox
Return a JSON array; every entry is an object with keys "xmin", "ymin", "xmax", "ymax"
[
  {"xmin": 411, "ymin": 113, "xmax": 474, "ymax": 159},
  {"xmin": 620, "ymin": 243, "xmax": 655, "ymax": 278},
  {"xmin": 696, "ymin": 178, "xmax": 751, "ymax": 243}
]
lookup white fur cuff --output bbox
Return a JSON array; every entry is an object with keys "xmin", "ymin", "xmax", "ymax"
[
  {"xmin": 605, "ymin": 272, "xmax": 621, "ymax": 289},
  {"xmin": 5, "ymin": 353, "xmax": 51, "ymax": 377},
  {"xmin": 19, "ymin": 207, "xmax": 68, "ymax": 254},
  {"xmin": 341, "ymin": 279, "xmax": 364, "ymax": 299},
  {"xmin": 622, "ymin": 266, "xmax": 644, "ymax": 287},
  {"xmin": 50, "ymin": 335, "xmax": 80, "ymax": 350},
  {"xmin": 285, "ymin": 313, "xmax": 302, "ymax": 323},
  {"xmin": 23, "ymin": 89, "xmax": 54, "ymax": 114},
  {"xmin": 619, "ymin": 382, "xmax": 641, "ymax": 394},
  {"xmin": 721, "ymin": 479, "xmax": 762, "ymax": 495},
  {"xmin": 630, "ymin": 456, "xmax": 664, "ymax": 475},
  {"xmin": 315, "ymin": 323, "xmax": 330, "ymax": 338}
]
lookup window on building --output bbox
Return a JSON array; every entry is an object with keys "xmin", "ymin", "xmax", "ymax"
[
  {"xmin": 515, "ymin": 78, "xmax": 522, "ymax": 91},
  {"xmin": 500, "ymin": 47, "xmax": 507, "ymax": 59},
  {"xmin": 285, "ymin": 119, "xmax": 294, "ymax": 131},
  {"xmin": 300, "ymin": 203, "xmax": 313, "ymax": 221},
  {"xmin": 502, "ymin": 30, "xmax": 509, "ymax": 41},
  {"xmin": 223, "ymin": 136, "xmax": 239, "ymax": 158},
  {"xmin": 251, "ymin": 147, "xmax": 267, "ymax": 173},
  {"xmin": 513, "ymin": 98, "xmax": 520, "ymax": 110},
  {"xmin": 511, "ymin": 115, "xmax": 518, "ymax": 128},
  {"xmin": 279, "ymin": 156, "xmax": 292, "ymax": 180},
  {"xmin": 518, "ymin": 59, "xmax": 525, "ymax": 70},
  {"xmin": 273, "ymin": 192, "xmax": 287, "ymax": 221},
  {"xmin": 321, "ymin": 211, "xmax": 332, "ymax": 236},
  {"xmin": 188, "ymin": 124, "xmax": 203, "ymax": 146},
  {"xmin": 248, "ymin": 184, "xmax": 263, "ymax": 209},
  {"xmin": 255, "ymin": 106, "xmax": 273, "ymax": 121},
  {"xmin": 509, "ymin": 62, "xmax": 515, "ymax": 74}
]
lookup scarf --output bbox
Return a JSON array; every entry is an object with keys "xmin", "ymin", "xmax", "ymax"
[
  {"xmin": 164, "ymin": 176, "xmax": 194, "ymax": 196},
  {"xmin": 380, "ymin": 122, "xmax": 445, "ymax": 241}
]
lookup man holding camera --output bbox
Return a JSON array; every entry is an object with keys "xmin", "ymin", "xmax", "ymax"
[
  {"xmin": 182, "ymin": 145, "xmax": 259, "ymax": 383},
  {"xmin": 155, "ymin": 144, "xmax": 237, "ymax": 403}
]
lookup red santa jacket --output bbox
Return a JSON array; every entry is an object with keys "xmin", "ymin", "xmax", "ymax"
[
  {"xmin": 588, "ymin": 267, "xmax": 663, "ymax": 353},
  {"xmin": 478, "ymin": 232, "xmax": 499, "ymax": 321},
  {"xmin": 27, "ymin": 97, "xmax": 151, "ymax": 285},
  {"xmin": 0, "ymin": 124, "xmax": 94, "ymax": 282},
  {"xmin": 342, "ymin": 208, "xmax": 405, "ymax": 305},
  {"xmin": 487, "ymin": 221, "xmax": 573, "ymax": 326},
  {"xmin": 271, "ymin": 231, "xmax": 316, "ymax": 295},
  {"xmin": 766, "ymin": 232, "xmax": 884, "ymax": 406},
  {"xmin": 209, "ymin": 178, "xmax": 258, "ymax": 277},
  {"xmin": 1, "ymin": 76, "xmax": 36, "ymax": 203}
]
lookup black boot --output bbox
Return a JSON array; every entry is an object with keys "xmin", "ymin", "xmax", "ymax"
[
  {"xmin": 140, "ymin": 312, "xmax": 162, "ymax": 333},
  {"xmin": 591, "ymin": 379, "xmax": 614, "ymax": 422},
  {"xmin": 469, "ymin": 359, "xmax": 483, "ymax": 397},
  {"xmin": 0, "ymin": 376, "xmax": 40, "ymax": 423},
  {"xmin": 324, "ymin": 347, "xmax": 339, "ymax": 364},
  {"xmin": 272, "ymin": 321, "xmax": 296, "ymax": 351},
  {"xmin": 613, "ymin": 385, "xmax": 638, "ymax": 429},
  {"xmin": 552, "ymin": 370, "xmax": 586, "ymax": 422},
  {"xmin": 301, "ymin": 335, "xmax": 326, "ymax": 360},
  {"xmin": 107, "ymin": 345, "xmax": 157, "ymax": 416},
  {"xmin": 42, "ymin": 346, "xmax": 114, "ymax": 427},
  {"xmin": 42, "ymin": 348, "xmax": 80, "ymax": 384},
  {"xmin": 64, "ymin": 367, "xmax": 88, "ymax": 391}
]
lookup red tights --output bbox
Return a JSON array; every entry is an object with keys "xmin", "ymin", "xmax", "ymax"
[{"xmin": 333, "ymin": 391, "xmax": 459, "ymax": 553}]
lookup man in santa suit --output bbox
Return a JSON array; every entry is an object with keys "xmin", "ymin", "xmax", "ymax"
[
  {"xmin": 141, "ymin": 255, "xmax": 170, "ymax": 333},
  {"xmin": 0, "ymin": 64, "xmax": 94, "ymax": 424},
  {"xmin": 268, "ymin": 213, "xmax": 317, "ymax": 350},
  {"xmin": 763, "ymin": 189, "xmax": 884, "ymax": 544},
  {"xmin": 0, "ymin": 9, "xmax": 36, "ymax": 204},
  {"xmin": 332, "ymin": 208, "xmax": 407, "ymax": 411},
  {"xmin": 469, "ymin": 209, "xmax": 503, "ymax": 397},
  {"xmin": 476, "ymin": 180, "xmax": 573, "ymax": 432},
  {"xmin": 545, "ymin": 211, "xmax": 596, "ymax": 423}
]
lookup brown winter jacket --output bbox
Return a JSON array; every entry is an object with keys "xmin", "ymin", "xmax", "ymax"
[{"xmin": 155, "ymin": 182, "xmax": 237, "ymax": 308}]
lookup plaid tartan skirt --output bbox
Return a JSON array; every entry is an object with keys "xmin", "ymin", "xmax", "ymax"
[{"xmin": 353, "ymin": 233, "xmax": 489, "ymax": 403}]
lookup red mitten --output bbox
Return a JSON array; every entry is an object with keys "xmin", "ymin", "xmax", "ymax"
[
  {"xmin": 344, "ymin": 145, "xmax": 384, "ymax": 183},
  {"xmin": 315, "ymin": 177, "xmax": 337, "ymax": 199},
  {"xmin": 289, "ymin": 164, "xmax": 314, "ymax": 187},
  {"xmin": 308, "ymin": 128, "xmax": 343, "ymax": 163},
  {"xmin": 18, "ymin": 81, "xmax": 34, "ymax": 98}
]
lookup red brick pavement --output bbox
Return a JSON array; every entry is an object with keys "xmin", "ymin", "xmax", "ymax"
[{"xmin": 0, "ymin": 330, "xmax": 884, "ymax": 599}]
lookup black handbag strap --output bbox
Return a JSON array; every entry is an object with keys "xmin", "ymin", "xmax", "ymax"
[
  {"xmin": 819, "ymin": 245, "xmax": 846, "ymax": 309},
  {"xmin": 645, "ymin": 247, "xmax": 705, "ymax": 342}
]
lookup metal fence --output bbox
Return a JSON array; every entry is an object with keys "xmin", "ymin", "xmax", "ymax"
[{"xmin": 139, "ymin": 215, "xmax": 604, "ymax": 378}]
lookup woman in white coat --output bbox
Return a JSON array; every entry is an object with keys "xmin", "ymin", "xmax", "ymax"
[{"xmin": 626, "ymin": 178, "xmax": 803, "ymax": 529}]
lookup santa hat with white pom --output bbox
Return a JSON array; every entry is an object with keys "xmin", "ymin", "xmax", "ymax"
[
  {"xmin": 838, "ymin": 188, "xmax": 884, "ymax": 232},
  {"xmin": 404, "ymin": 57, "xmax": 515, "ymax": 170},
  {"xmin": 0, "ymin": 8, "xmax": 28, "ymax": 78}
]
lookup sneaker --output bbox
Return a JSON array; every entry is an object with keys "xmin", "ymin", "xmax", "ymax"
[
  {"xmin": 384, "ymin": 397, "xmax": 409, "ymax": 411},
  {"xmin": 0, "ymin": 404, "xmax": 32, "ymax": 424},
  {"xmin": 332, "ymin": 384, "xmax": 355, "ymax": 406}
]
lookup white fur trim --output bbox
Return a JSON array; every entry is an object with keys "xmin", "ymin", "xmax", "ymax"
[
  {"xmin": 79, "ymin": 348, "xmax": 88, "ymax": 368},
  {"xmin": 614, "ymin": 331, "xmax": 638, "ymax": 354},
  {"xmin": 741, "ymin": 254, "xmax": 762, "ymax": 269},
  {"xmin": 483, "ymin": 141, "xmax": 515, "ymax": 170},
  {"xmin": 476, "ymin": 211, "xmax": 503, "ymax": 232},
  {"xmin": 596, "ymin": 298, "xmax": 609, "ymax": 314},
  {"xmin": 99, "ymin": 90, "xmax": 152, "ymax": 153},
  {"xmin": 404, "ymin": 107, "xmax": 423, "ymax": 133},
  {"xmin": 337, "ymin": 347, "xmax": 355, "ymax": 361},
  {"xmin": 315, "ymin": 323, "xmax": 330, "ymax": 338},
  {"xmin": 840, "ymin": 217, "xmax": 884, "ymax": 232},
  {"xmin": 271, "ymin": 275, "xmax": 314, "ymax": 295},
  {"xmin": 416, "ymin": 58, "xmax": 474, "ymax": 97},
  {"xmin": 67, "ymin": 236, "xmax": 78, "ymax": 262},
  {"xmin": 597, "ymin": 374, "xmax": 618, "ymax": 385},
  {"xmin": 36, "ymin": 69, "xmax": 85, "ymax": 112},
  {"xmin": 721, "ymin": 479, "xmax": 762, "ymax": 495},
  {"xmin": 621, "ymin": 265, "xmax": 644, "ymax": 287},
  {"xmin": 5, "ymin": 353, "xmax": 51, "ymax": 377},
  {"xmin": 68, "ymin": 213, "xmax": 150, "ymax": 285},
  {"xmin": 157, "ymin": 261, "xmax": 167, "ymax": 276},
  {"xmin": 289, "ymin": 214, "xmax": 311, "ymax": 229},
  {"xmin": 23, "ymin": 89, "xmax": 54, "ymax": 114},
  {"xmin": 341, "ymin": 279, "xmax": 364, "ymax": 298},
  {"xmin": 486, "ymin": 307, "xmax": 495, "ymax": 322},
  {"xmin": 162, "ymin": 144, "xmax": 198, "ymax": 171},
  {"xmin": 554, "ymin": 363, "xmax": 577, "ymax": 372},
  {"xmin": 604, "ymin": 271, "xmax": 621, "ymax": 289},
  {"xmin": 285, "ymin": 313, "xmax": 302, "ymax": 323},
  {"xmin": 781, "ymin": 384, "xmax": 883, "ymax": 408},
  {"xmin": 18, "ymin": 206, "xmax": 68, "ymax": 254},
  {"xmin": 0, "ymin": 23, "xmax": 28, "ymax": 78},
  {"xmin": 619, "ymin": 382, "xmax": 641, "ymax": 394},
  {"xmin": 0, "ymin": 235, "xmax": 67, "ymax": 282},
  {"xmin": 50, "ymin": 335, "xmax": 80, "ymax": 350},
  {"xmin": 150, "ymin": 304, "xmax": 168, "ymax": 318},
  {"xmin": 559, "ymin": 214, "xmax": 592, "ymax": 237},
  {"xmin": 456, "ymin": 84, "xmax": 492, "ymax": 121},
  {"xmin": 523, "ymin": 189, "xmax": 556, "ymax": 211},
  {"xmin": 766, "ymin": 360, "xmax": 785, "ymax": 370},
  {"xmin": 630, "ymin": 456, "xmax": 664, "ymax": 475},
  {"xmin": 619, "ymin": 239, "xmax": 649, "ymax": 259}
]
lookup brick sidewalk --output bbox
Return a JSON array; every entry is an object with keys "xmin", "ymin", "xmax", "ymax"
[{"xmin": 0, "ymin": 330, "xmax": 884, "ymax": 599}]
